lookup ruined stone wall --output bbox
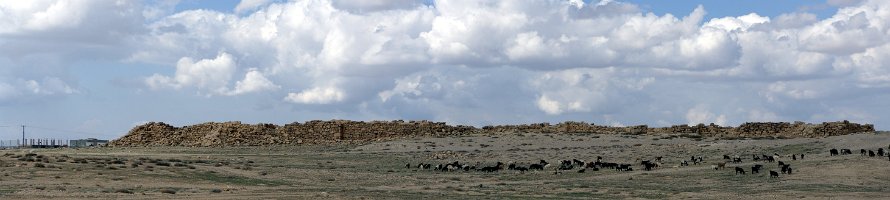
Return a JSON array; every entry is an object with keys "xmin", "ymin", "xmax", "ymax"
[
  {"xmin": 110, "ymin": 120, "xmax": 479, "ymax": 147},
  {"xmin": 109, "ymin": 120, "xmax": 875, "ymax": 147}
]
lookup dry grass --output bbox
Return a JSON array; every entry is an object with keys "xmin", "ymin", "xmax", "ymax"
[{"xmin": 0, "ymin": 133, "xmax": 887, "ymax": 199}]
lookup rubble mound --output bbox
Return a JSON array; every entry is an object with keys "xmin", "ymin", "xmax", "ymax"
[
  {"xmin": 110, "ymin": 120, "xmax": 477, "ymax": 147},
  {"xmin": 110, "ymin": 120, "xmax": 875, "ymax": 147}
]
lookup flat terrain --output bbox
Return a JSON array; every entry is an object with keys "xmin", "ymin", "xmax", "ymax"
[{"xmin": 1, "ymin": 132, "xmax": 889, "ymax": 199}]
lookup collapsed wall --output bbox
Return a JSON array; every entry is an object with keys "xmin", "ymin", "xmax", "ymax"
[
  {"xmin": 110, "ymin": 120, "xmax": 875, "ymax": 147},
  {"xmin": 110, "ymin": 120, "xmax": 478, "ymax": 147}
]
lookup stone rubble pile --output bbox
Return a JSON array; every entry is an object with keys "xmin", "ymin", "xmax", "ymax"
[
  {"xmin": 110, "ymin": 120, "xmax": 875, "ymax": 147},
  {"xmin": 110, "ymin": 120, "xmax": 478, "ymax": 147}
]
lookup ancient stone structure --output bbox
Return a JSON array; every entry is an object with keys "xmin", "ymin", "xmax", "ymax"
[{"xmin": 110, "ymin": 120, "xmax": 875, "ymax": 147}]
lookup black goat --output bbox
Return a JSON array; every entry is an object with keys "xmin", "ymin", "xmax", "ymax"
[
  {"xmin": 529, "ymin": 160, "xmax": 549, "ymax": 170},
  {"xmin": 869, "ymin": 150, "xmax": 876, "ymax": 157},
  {"xmin": 752, "ymin": 164, "xmax": 763, "ymax": 174},
  {"xmin": 770, "ymin": 170, "xmax": 779, "ymax": 178},
  {"xmin": 724, "ymin": 155, "xmax": 731, "ymax": 160},
  {"xmin": 559, "ymin": 160, "xmax": 574, "ymax": 170},
  {"xmin": 830, "ymin": 149, "xmax": 839, "ymax": 156},
  {"xmin": 642, "ymin": 162, "xmax": 657, "ymax": 171},
  {"xmin": 861, "ymin": 149, "xmax": 867, "ymax": 156},
  {"xmin": 514, "ymin": 166, "xmax": 529, "ymax": 172},
  {"xmin": 478, "ymin": 162, "xmax": 504, "ymax": 172},
  {"xmin": 841, "ymin": 149, "xmax": 852, "ymax": 155},
  {"xmin": 778, "ymin": 161, "xmax": 785, "ymax": 167},
  {"xmin": 792, "ymin": 155, "xmax": 796, "ymax": 160},
  {"xmin": 735, "ymin": 167, "xmax": 746, "ymax": 175},
  {"xmin": 781, "ymin": 164, "xmax": 790, "ymax": 174},
  {"xmin": 573, "ymin": 159, "xmax": 586, "ymax": 167},
  {"xmin": 617, "ymin": 164, "xmax": 633, "ymax": 171},
  {"xmin": 732, "ymin": 157, "xmax": 742, "ymax": 163},
  {"xmin": 878, "ymin": 148, "xmax": 885, "ymax": 157}
]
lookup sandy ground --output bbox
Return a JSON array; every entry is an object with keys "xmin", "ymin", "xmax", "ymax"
[{"xmin": 0, "ymin": 132, "xmax": 888, "ymax": 199}]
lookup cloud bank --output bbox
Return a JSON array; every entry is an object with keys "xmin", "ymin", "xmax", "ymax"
[{"xmin": 2, "ymin": 0, "xmax": 890, "ymax": 130}]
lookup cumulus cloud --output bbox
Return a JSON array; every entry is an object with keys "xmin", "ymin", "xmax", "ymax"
[
  {"xmin": 124, "ymin": 0, "xmax": 890, "ymax": 127},
  {"xmin": 230, "ymin": 69, "xmax": 280, "ymax": 95},
  {"xmin": 145, "ymin": 52, "xmax": 278, "ymax": 96},
  {"xmin": 285, "ymin": 87, "xmax": 346, "ymax": 104},
  {"xmin": 686, "ymin": 105, "xmax": 728, "ymax": 126},
  {"xmin": 0, "ymin": 77, "xmax": 78, "ymax": 103},
  {"xmin": 6, "ymin": 0, "xmax": 890, "ymax": 130},
  {"xmin": 235, "ymin": 0, "xmax": 272, "ymax": 14}
]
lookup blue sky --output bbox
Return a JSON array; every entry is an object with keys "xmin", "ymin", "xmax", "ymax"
[{"xmin": 0, "ymin": 0, "xmax": 887, "ymax": 140}]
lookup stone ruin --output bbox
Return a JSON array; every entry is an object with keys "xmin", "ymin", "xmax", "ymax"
[{"xmin": 109, "ymin": 120, "xmax": 875, "ymax": 147}]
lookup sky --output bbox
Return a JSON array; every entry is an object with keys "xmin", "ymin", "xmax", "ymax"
[{"xmin": 0, "ymin": 0, "xmax": 888, "ymax": 140}]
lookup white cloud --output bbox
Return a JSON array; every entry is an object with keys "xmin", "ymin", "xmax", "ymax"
[
  {"xmin": 330, "ymin": 0, "xmax": 427, "ymax": 13},
  {"xmin": 146, "ymin": 52, "xmax": 236, "ymax": 94},
  {"xmin": 143, "ymin": 52, "xmax": 277, "ymax": 96},
  {"xmin": 284, "ymin": 87, "xmax": 346, "ymax": 104},
  {"xmin": 6, "ymin": 0, "xmax": 890, "ymax": 131},
  {"xmin": 0, "ymin": 77, "xmax": 78, "ymax": 103},
  {"xmin": 229, "ymin": 69, "xmax": 280, "ymax": 95},
  {"xmin": 827, "ymin": 0, "xmax": 866, "ymax": 7},
  {"xmin": 686, "ymin": 105, "xmax": 728, "ymax": 126},
  {"xmin": 234, "ymin": 0, "xmax": 272, "ymax": 14}
]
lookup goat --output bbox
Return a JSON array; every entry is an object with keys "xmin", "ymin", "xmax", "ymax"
[
  {"xmin": 861, "ymin": 149, "xmax": 867, "ymax": 156},
  {"xmin": 765, "ymin": 156, "xmax": 775, "ymax": 163},
  {"xmin": 770, "ymin": 170, "xmax": 779, "ymax": 178},
  {"xmin": 723, "ymin": 155, "xmax": 731, "ymax": 160},
  {"xmin": 841, "ymin": 149, "xmax": 852, "ymax": 155},
  {"xmin": 792, "ymin": 154, "xmax": 796, "ymax": 160},
  {"xmin": 573, "ymin": 159, "xmax": 586, "ymax": 167},
  {"xmin": 735, "ymin": 167, "xmax": 746, "ymax": 175},
  {"xmin": 713, "ymin": 162, "xmax": 726, "ymax": 170},
  {"xmin": 514, "ymin": 166, "xmax": 529, "ymax": 172},
  {"xmin": 830, "ymin": 149, "xmax": 839, "ymax": 156},
  {"xmin": 778, "ymin": 161, "xmax": 785, "ymax": 167},
  {"xmin": 559, "ymin": 160, "xmax": 574, "ymax": 170},
  {"xmin": 680, "ymin": 160, "xmax": 689, "ymax": 166},
  {"xmin": 878, "ymin": 148, "xmax": 885, "ymax": 157},
  {"xmin": 800, "ymin": 154, "xmax": 804, "ymax": 159},
  {"xmin": 529, "ymin": 160, "xmax": 549, "ymax": 171},
  {"xmin": 781, "ymin": 164, "xmax": 790, "ymax": 174},
  {"xmin": 478, "ymin": 162, "xmax": 504, "ymax": 172},
  {"xmin": 617, "ymin": 164, "xmax": 633, "ymax": 171},
  {"xmin": 752, "ymin": 164, "xmax": 763, "ymax": 174},
  {"xmin": 869, "ymin": 150, "xmax": 876, "ymax": 157},
  {"xmin": 732, "ymin": 157, "xmax": 742, "ymax": 163},
  {"xmin": 692, "ymin": 156, "xmax": 702, "ymax": 165},
  {"xmin": 753, "ymin": 154, "xmax": 760, "ymax": 161},
  {"xmin": 642, "ymin": 161, "xmax": 657, "ymax": 171}
]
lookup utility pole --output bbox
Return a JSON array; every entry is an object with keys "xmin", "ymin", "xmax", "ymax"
[{"xmin": 21, "ymin": 125, "xmax": 25, "ymax": 147}]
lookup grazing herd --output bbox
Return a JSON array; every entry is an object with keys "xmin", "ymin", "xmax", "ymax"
[
  {"xmin": 410, "ymin": 156, "xmax": 647, "ymax": 174},
  {"xmin": 831, "ymin": 147, "xmax": 889, "ymax": 161},
  {"xmin": 408, "ymin": 144, "xmax": 890, "ymax": 179}
]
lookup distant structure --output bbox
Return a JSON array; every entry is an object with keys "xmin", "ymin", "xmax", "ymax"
[{"xmin": 70, "ymin": 138, "xmax": 108, "ymax": 147}]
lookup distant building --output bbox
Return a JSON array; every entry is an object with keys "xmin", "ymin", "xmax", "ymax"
[{"xmin": 70, "ymin": 138, "xmax": 108, "ymax": 147}]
